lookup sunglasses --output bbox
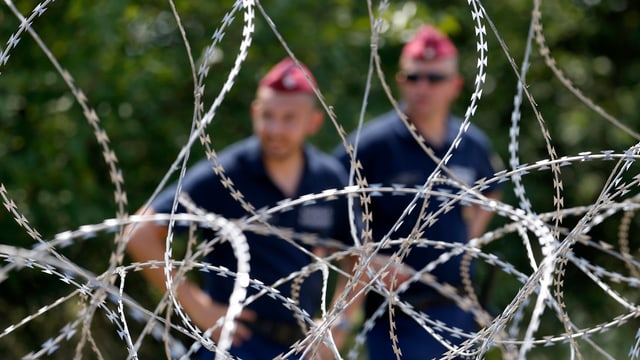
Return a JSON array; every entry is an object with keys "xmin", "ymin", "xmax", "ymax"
[{"xmin": 400, "ymin": 72, "xmax": 453, "ymax": 84}]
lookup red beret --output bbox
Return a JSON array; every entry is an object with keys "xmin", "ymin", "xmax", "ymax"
[
  {"xmin": 401, "ymin": 25, "xmax": 457, "ymax": 61},
  {"xmin": 258, "ymin": 57, "xmax": 317, "ymax": 94}
]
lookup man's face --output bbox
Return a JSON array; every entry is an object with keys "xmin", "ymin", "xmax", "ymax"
[
  {"xmin": 251, "ymin": 88, "xmax": 322, "ymax": 161},
  {"xmin": 396, "ymin": 57, "xmax": 463, "ymax": 119}
]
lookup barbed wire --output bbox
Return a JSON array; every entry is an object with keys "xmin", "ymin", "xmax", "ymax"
[{"xmin": 1, "ymin": 0, "xmax": 640, "ymax": 359}]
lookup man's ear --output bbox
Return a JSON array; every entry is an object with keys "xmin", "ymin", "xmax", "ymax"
[
  {"xmin": 250, "ymin": 99, "xmax": 259, "ymax": 119},
  {"xmin": 395, "ymin": 71, "xmax": 406, "ymax": 86},
  {"xmin": 249, "ymin": 100, "xmax": 259, "ymax": 130},
  {"xmin": 307, "ymin": 109, "xmax": 324, "ymax": 135},
  {"xmin": 452, "ymin": 75, "xmax": 464, "ymax": 96}
]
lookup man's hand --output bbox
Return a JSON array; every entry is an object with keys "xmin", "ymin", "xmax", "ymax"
[
  {"xmin": 177, "ymin": 281, "xmax": 256, "ymax": 347},
  {"xmin": 370, "ymin": 254, "xmax": 414, "ymax": 290},
  {"xmin": 306, "ymin": 317, "xmax": 352, "ymax": 360}
]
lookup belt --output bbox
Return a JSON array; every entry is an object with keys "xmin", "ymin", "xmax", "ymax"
[
  {"xmin": 404, "ymin": 286, "xmax": 466, "ymax": 311},
  {"xmin": 365, "ymin": 287, "xmax": 466, "ymax": 317},
  {"xmin": 240, "ymin": 317, "xmax": 306, "ymax": 347},
  {"xmin": 406, "ymin": 294, "xmax": 456, "ymax": 311}
]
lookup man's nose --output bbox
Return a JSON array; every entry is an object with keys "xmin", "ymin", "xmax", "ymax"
[{"xmin": 265, "ymin": 119, "xmax": 286, "ymax": 134}]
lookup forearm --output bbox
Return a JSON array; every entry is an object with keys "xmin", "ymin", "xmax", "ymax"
[
  {"xmin": 124, "ymin": 208, "xmax": 174, "ymax": 291},
  {"xmin": 328, "ymin": 256, "xmax": 363, "ymax": 344},
  {"xmin": 466, "ymin": 191, "xmax": 501, "ymax": 240},
  {"xmin": 124, "ymin": 207, "xmax": 255, "ymax": 345},
  {"xmin": 125, "ymin": 209, "xmax": 214, "ymax": 326}
]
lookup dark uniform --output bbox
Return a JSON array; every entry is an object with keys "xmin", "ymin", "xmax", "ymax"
[
  {"xmin": 334, "ymin": 110, "xmax": 502, "ymax": 359},
  {"xmin": 153, "ymin": 137, "xmax": 351, "ymax": 359}
]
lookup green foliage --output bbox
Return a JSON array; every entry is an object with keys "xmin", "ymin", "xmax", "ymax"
[{"xmin": 1, "ymin": 0, "xmax": 640, "ymax": 358}]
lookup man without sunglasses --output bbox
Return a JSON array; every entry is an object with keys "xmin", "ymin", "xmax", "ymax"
[
  {"xmin": 333, "ymin": 25, "xmax": 503, "ymax": 359},
  {"xmin": 126, "ymin": 58, "xmax": 359, "ymax": 359}
]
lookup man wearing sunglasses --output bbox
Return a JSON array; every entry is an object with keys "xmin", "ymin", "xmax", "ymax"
[{"xmin": 334, "ymin": 25, "xmax": 503, "ymax": 359}]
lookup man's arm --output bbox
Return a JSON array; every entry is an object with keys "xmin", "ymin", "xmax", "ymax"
[
  {"xmin": 464, "ymin": 190, "xmax": 502, "ymax": 240},
  {"xmin": 330, "ymin": 255, "xmax": 362, "ymax": 341},
  {"xmin": 124, "ymin": 207, "xmax": 255, "ymax": 346},
  {"xmin": 308, "ymin": 253, "xmax": 364, "ymax": 360}
]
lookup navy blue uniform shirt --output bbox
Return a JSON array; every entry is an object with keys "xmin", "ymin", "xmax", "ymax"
[
  {"xmin": 333, "ymin": 110, "xmax": 502, "ymax": 313},
  {"xmin": 153, "ymin": 136, "xmax": 351, "ymax": 324}
]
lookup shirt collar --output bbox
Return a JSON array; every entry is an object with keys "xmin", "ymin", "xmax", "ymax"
[
  {"xmin": 244, "ymin": 135, "xmax": 311, "ymax": 180},
  {"xmin": 244, "ymin": 136, "xmax": 267, "ymax": 177},
  {"xmin": 392, "ymin": 111, "xmax": 459, "ymax": 150}
]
